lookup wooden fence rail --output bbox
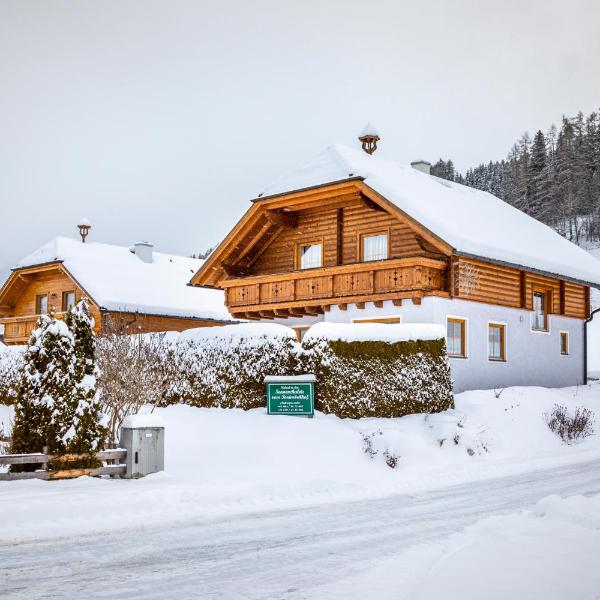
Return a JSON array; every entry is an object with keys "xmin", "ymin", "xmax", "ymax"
[{"xmin": 0, "ymin": 449, "xmax": 127, "ymax": 481}]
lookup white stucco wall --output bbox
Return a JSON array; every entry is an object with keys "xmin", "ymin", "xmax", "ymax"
[{"xmin": 271, "ymin": 297, "xmax": 585, "ymax": 392}]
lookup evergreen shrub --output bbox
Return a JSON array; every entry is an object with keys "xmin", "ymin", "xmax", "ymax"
[
  {"xmin": 164, "ymin": 326, "xmax": 301, "ymax": 409},
  {"xmin": 302, "ymin": 337, "xmax": 454, "ymax": 418}
]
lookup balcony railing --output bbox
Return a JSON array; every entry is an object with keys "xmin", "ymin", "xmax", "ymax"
[
  {"xmin": 1, "ymin": 313, "xmax": 67, "ymax": 345},
  {"xmin": 221, "ymin": 257, "xmax": 448, "ymax": 317}
]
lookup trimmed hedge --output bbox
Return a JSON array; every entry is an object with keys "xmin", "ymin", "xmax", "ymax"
[
  {"xmin": 303, "ymin": 337, "xmax": 454, "ymax": 418},
  {"xmin": 164, "ymin": 331, "xmax": 302, "ymax": 409},
  {"xmin": 2, "ymin": 326, "xmax": 454, "ymax": 420}
]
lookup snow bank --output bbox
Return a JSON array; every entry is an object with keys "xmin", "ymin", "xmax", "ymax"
[
  {"xmin": 303, "ymin": 321, "xmax": 445, "ymax": 342},
  {"xmin": 310, "ymin": 492, "xmax": 600, "ymax": 600},
  {"xmin": 1, "ymin": 383, "xmax": 599, "ymax": 542}
]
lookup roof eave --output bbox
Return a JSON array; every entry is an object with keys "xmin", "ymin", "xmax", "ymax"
[
  {"xmin": 252, "ymin": 176, "xmax": 365, "ymax": 202},
  {"xmin": 454, "ymin": 250, "xmax": 600, "ymax": 289}
]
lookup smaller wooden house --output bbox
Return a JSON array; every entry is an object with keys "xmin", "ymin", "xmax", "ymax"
[{"xmin": 0, "ymin": 236, "xmax": 233, "ymax": 345}]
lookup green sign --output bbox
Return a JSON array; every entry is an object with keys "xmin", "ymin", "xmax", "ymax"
[{"xmin": 266, "ymin": 381, "xmax": 314, "ymax": 417}]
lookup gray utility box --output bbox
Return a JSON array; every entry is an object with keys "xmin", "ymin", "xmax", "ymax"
[{"xmin": 119, "ymin": 422, "xmax": 165, "ymax": 479}]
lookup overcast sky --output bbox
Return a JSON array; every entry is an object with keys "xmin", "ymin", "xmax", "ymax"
[{"xmin": 1, "ymin": 0, "xmax": 599, "ymax": 276}]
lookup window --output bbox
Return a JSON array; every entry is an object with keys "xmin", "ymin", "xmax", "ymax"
[
  {"xmin": 446, "ymin": 317, "xmax": 466, "ymax": 357},
  {"xmin": 294, "ymin": 327, "xmax": 310, "ymax": 342},
  {"xmin": 488, "ymin": 323, "xmax": 506, "ymax": 361},
  {"xmin": 62, "ymin": 291, "xmax": 76, "ymax": 312},
  {"xmin": 560, "ymin": 331, "xmax": 569, "ymax": 355},
  {"xmin": 298, "ymin": 243, "xmax": 322, "ymax": 270},
  {"xmin": 35, "ymin": 294, "xmax": 48, "ymax": 315},
  {"xmin": 531, "ymin": 290, "xmax": 548, "ymax": 331},
  {"xmin": 353, "ymin": 316, "xmax": 401, "ymax": 324},
  {"xmin": 360, "ymin": 232, "xmax": 388, "ymax": 262}
]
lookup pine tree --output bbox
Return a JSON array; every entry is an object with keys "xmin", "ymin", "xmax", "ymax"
[
  {"xmin": 64, "ymin": 299, "xmax": 107, "ymax": 459},
  {"xmin": 10, "ymin": 315, "xmax": 78, "ymax": 470},
  {"xmin": 529, "ymin": 130, "xmax": 549, "ymax": 220}
]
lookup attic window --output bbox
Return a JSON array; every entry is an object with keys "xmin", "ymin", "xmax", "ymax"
[
  {"xmin": 360, "ymin": 232, "xmax": 388, "ymax": 262},
  {"xmin": 298, "ymin": 243, "xmax": 322, "ymax": 270},
  {"xmin": 531, "ymin": 290, "xmax": 549, "ymax": 332},
  {"xmin": 36, "ymin": 294, "xmax": 48, "ymax": 315},
  {"xmin": 62, "ymin": 291, "xmax": 75, "ymax": 312}
]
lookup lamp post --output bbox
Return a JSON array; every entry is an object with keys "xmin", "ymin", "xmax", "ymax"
[{"xmin": 78, "ymin": 218, "xmax": 91, "ymax": 243}]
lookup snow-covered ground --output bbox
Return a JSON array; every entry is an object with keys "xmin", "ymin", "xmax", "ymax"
[
  {"xmin": 1, "ymin": 383, "xmax": 599, "ymax": 541},
  {"xmin": 2, "ymin": 462, "xmax": 599, "ymax": 599},
  {"xmin": 1, "ymin": 383, "xmax": 600, "ymax": 597}
]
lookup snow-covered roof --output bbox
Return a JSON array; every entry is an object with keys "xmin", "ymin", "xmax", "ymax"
[
  {"xmin": 257, "ymin": 144, "xmax": 600, "ymax": 286},
  {"xmin": 303, "ymin": 322, "xmax": 446, "ymax": 343},
  {"xmin": 14, "ymin": 237, "xmax": 233, "ymax": 321}
]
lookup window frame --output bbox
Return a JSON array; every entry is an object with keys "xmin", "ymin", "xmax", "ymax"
[
  {"xmin": 35, "ymin": 293, "xmax": 48, "ymax": 315},
  {"xmin": 446, "ymin": 316, "xmax": 468, "ymax": 359},
  {"xmin": 487, "ymin": 321, "xmax": 507, "ymax": 362},
  {"xmin": 296, "ymin": 240, "xmax": 323, "ymax": 270},
  {"xmin": 353, "ymin": 316, "xmax": 402, "ymax": 324},
  {"xmin": 531, "ymin": 288, "xmax": 550, "ymax": 333},
  {"xmin": 358, "ymin": 229, "xmax": 390, "ymax": 263},
  {"xmin": 61, "ymin": 290, "xmax": 76, "ymax": 312},
  {"xmin": 560, "ymin": 331, "xmax": 569, "ymax": 355}
]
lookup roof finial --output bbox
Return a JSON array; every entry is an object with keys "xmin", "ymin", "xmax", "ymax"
[
  {"xmin": 77, "ymin": 218, "xmax": 91, "ymax": 243},
  {"xmin": 358, "ymin": 123, "xmax": 380, "ymax": 155}
]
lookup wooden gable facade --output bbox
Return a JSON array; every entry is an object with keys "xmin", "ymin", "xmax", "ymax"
[
  {"xmin": 0, "ymin": 262, "xmax": 223, "ymax": 345},
  {"xmin": 192, "ymin": 180, "xmax": 591, "ymax": 322}
]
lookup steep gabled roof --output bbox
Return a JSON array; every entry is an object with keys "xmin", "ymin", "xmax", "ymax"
[
  {"xmin": 5, "ymin": 237, "xmax": 233, "ymax": 321},
  {"xmin": 255, "ymin": 144, "xmax": 600, "ymax": 287}
]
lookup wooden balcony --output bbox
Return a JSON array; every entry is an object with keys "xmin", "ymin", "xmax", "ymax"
[
  {"xmin": 222, "ymin": 257, "xmax": 449, "ymax": 319},
  {"xmin": 0, "ymin": 313, "xmax": 67, "ymax": 345}
]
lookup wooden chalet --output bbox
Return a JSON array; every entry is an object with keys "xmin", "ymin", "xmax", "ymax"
[
  {"xmin": 0, "ymin": 235, "xmax": 233, "ymax": 345},
  {"xmin": 191, "ymin": 139, "xmax": 600, "ymax": 391}
]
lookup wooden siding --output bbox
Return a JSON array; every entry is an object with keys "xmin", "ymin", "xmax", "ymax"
[
  {"xmin": 453, "ymin": 258, "xmax": 521, "ymax": 308},
  {"xmin": 101, "ymin": 312, "xmax": 225, "ymax": 335},
  {"xmin": 563, "ymin": 281, "xmax": 588, "ymax": 318},
  {"xmin": 453, "ymin": 257, "xmax": 589, "ymax": 318},
  {"xmin": 251, "ymin": 207, "xmax": 337, "ymax": 274},
  {"xmin": 523, "ymin": 272, "xmax": 561, "ymax": 313},
  {"xmin": 250, "ymin": 203, "xmax": 441, "ymax": 276},
  {"xmin": 341, "ymin": 204, "xmax": 424, "ymax": 263},
  {"xmin": 10, "ymin": 269, "xmax": 85, "ymax": 317}
]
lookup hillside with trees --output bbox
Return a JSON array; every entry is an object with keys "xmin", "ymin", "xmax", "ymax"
[{"xmin": 432, "ymin": 109, "xmax": 600, "ymax": 245}]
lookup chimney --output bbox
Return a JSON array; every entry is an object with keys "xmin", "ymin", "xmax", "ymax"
[
  {"xmin": 411, "ymin": 160, "xmax": 431, "ymax": 175},
  {"xmin": 358, "ymin": 123, "xmax": 380, "ymax": 155},
  {"xmin": 133, "ymin": 241, "xmax": 154, "ymax": 263}
]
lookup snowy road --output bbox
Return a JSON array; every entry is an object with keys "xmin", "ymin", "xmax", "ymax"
[{"xmin": 2, "ymin": 458, "xmax": 600, "ymax": 600}]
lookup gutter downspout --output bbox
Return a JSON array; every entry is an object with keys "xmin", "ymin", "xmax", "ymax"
[{"xmin": 584, "ymin": 307, "xmax": 600, "ymax": 384}]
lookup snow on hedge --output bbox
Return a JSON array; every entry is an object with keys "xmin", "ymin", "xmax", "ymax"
[
  {"xmin": 163, "ymin": 322, "xmax": 453, "ymax": 417},
  {"xmin": 303, "ymin": 321, "xmax": 445, "ymax": 343},
  {"xmin": 178, "ymin": 322, "xmax": 295, "ymax": 343}
]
